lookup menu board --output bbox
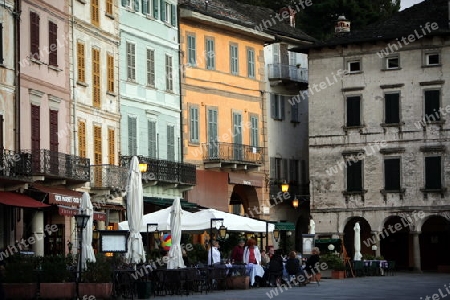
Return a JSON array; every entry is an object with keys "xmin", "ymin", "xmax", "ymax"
[{"xmin": 99, "ymin": 230, "xmax": 128, "ymax": 253}]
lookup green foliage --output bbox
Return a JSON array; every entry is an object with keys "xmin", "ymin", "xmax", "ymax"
[
  {"xmin": 187, "ymin": 243, "xmax": 208, "ymax": 265},
  {"xmin": 82, "ymin": 254, "xmax": 113, "ymax": 283},
  {"xmin": 320, "ymin": 253, "xmax": 345, "ymax": 271}
]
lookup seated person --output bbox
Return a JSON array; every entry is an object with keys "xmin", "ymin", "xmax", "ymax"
[
  {"xmin": 266, "ymin": 250, "xmax": 283, "ymax": 286},
  {"xmin": 285, "ymin": 251, "xmax": 307, "ymax": 285}
]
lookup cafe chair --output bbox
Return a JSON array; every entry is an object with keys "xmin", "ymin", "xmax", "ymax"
[
  {"xmin": 387, "ymin": 261, "xmax": 396, "ymax": 276},
  {"xmin": 353, "ymin": 261, "xmax": 365, "ymax": 277}
]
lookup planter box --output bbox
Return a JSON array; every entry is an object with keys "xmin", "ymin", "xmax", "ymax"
[
  {"xmin": 331, "ymin": 270, "xmax": 345, "ymax": 279},
  {"xmin": 438, "ymin": 265, "xmax": 450, "ymax": 273},
  {"xmin": 4, "ymin": 283, "xmax": 36, "ymax": 300},
  {"xmin": 41, "ymin": 283, "xmax": 74, "ymax": 299},
  {"xmin": 227, "ymin": 276, "xmax": 249, "ymax": 289},
  {"xmin": 320, "ymin": 269, "xmax": 332, "ymax": 279},
  {"xmin": 80, "ymin": 283, "xmax": 113, "ymax": 299}
]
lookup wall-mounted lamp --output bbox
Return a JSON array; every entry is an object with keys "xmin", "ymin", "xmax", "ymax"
[
  {"xmin": 281, "ymin": 180, "xmax": 289, "ymax": 193},
  {"xmin": 292, "ymin": 197, "xmax": 299, "ymax": 209},
  {"xmin": 139, "ymin": 163, "xmax": 148, "ymax": 173}
]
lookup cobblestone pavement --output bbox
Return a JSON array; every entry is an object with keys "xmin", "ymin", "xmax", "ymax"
[{"xmin": 149, "ymin": 272, "xmax": 450, "ymax": 300}]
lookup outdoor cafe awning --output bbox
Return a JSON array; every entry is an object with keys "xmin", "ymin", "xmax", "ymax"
[
  {"xmin": 275, "ymin": 221, "xmax": 295, "ymax": 231},
  {"xmin": 30, "ymin": 184, "xmax": 83, "ymax": 207},
  {"xmin": 0, "ymin": 192, "xmax": 50, "ymax": 208},
  {"xmin": 143, "ymin": 196, "xmax": 200, "ymax": 210}
]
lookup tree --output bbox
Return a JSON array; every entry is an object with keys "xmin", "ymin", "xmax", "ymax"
[{"xmin": 239, "ymin": 0, "xmax": 400, "ymax": 41}]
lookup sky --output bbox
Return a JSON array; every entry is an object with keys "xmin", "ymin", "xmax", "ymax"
[{"xmin": 400, "ymin": 0, "xmax": 424, "ymax": 11}]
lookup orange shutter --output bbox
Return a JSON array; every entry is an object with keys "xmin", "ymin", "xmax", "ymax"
[
  {"xmin": 78, "ymin": 121, "xmax": 86, "ymax": 158},
  {"xmin": 94, "ymin": 125, "xmax": 102, "ymax": 186},
  {"xmin": 106, "ymin": 0, "xmax": 113, "ymax": 15},
  {"xmin": 92, "ymin": 48, "xmax": 101, "ymax": 108},
  {"xmin": 107, "ymin": 54, "xmax": 114, "ymax": 93},
  {"xmin": 91, "ymin": 0, "xmax": 99, "ymax": 26},
  {"xmin": 77, "ymin": 43, "xmax": 85, "ymax": 82},
  {"xmin": 108, "ymin": 128, "xmax": 115, "ymax": 165}
]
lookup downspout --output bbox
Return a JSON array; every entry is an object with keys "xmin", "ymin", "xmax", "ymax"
[
  {"xmin": 71, "ymin": 0, "xmax": 77, "ymax": 157},
  {"xmin": 14, "ymin": 0, "xmax": 21, "ymax": 151},
  {"xmin": 177, "ymin": 4, "xmax": 183, "ymax": 163}
]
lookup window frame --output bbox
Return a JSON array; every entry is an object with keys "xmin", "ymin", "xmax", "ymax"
[
  {"xmin": 126, "ymin": 41, "xmax": 136, "ymax": 81},
  {"xmin": 384, "ymin": 55, "xmax": 400, "ymax": 70},
  {"xmin": 247, "ymin": 47, "xmax": 255, "ymax": 78},
  {"xmin": 270, "ymin": 94, "xmax": 285, "ymax": 120},
  {"xmin": 345, "ymin": 95, "xmax": 362, "ymax": 127},
  {"xmin": 146, "ymin": 48, "xmax": 155, "ymax": 87},
  {"xmin": 205, "ymin": 37, "xmax": 215, "ymax": 70},
  {"xmin": 106, "ymin": 0, "xmax": 114, "ymax": 15},
  {"xmin": 384, "ymin": 92, "xmax": 401, "ymax": 124},
  {"xmin": 346, "ymin": 159, "xmax": 363, "ymax": 192},
  {"xmin": 48, "ymin": 21, "xmax": 58, "ymax": 67},
  {"xmin": 249, "ymin": 114, "xmax": 259, "ymax": 148},
  {"xmin": 106, "ymin": 53, "xmax": 114, "ymax": 93},
  {"xmin": 423, "ymin": 50, "xmax": 441, "ymax": 67},
  {"xmin": 189, "ymin": 104, "xmax": 200, "ymax": 144},
  {"xmin": 423, "ymin": 89, "xmax": 441, "ymax": 123},
  {"xmin": 147, "ymin": 120, "xmax": 157, "ymax": 158},
  {"xmin": 384, "ymin": 157, "xmax": 401, "ymax": 191},
  {"xmin": 165, "ymin": 54, "xmax": 173, "ymax": 92},
  {"xmin": 128, "ymin": 116, "xmax": 137, "ymax": 156},
  {"xmin": 30, "ymin": 11, "xmax": 40, "ymax": 61},
  {"xmin": 77, "ymin": 42, "xmax": 86, "ymax": 83},
  {"xmin": 346, "ymin": 58, "xmax": 362, "ymax": 73},
  {"xmin": 187, "ymin": 34, "xmax": 196, "ymax": 66},
  {"xmin": 167, "ymin": 124, "xmax": 175, "ymax": 161},
  {"xmin": 230, "ymin": 43, "xmax": 239, "ymax": 75},
  {"xmin": 91, "ymin": 0, "xmax": 100, "ymax": 26},
  {"xmin": 424, "ymin": 155, "xmax": 442, "ymax": 190},
  {"xmin": 92, "ymin": 47, "xmax": 101, "ymax": 108}
]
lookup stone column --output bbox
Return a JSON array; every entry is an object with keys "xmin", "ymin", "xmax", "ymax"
[
  {"xmin": 32, "ymin": 211, "xmax": 44, "ymax": 256},
  {"xmin": 412, "ymin": 231, "xmax": 422, "ymax": 272},
  {"xmin": 97, "ymin": 210, "xmax": 106, "ymax": 230}
]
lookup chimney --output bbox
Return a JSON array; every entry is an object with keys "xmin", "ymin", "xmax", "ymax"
[{"xmin": 335, "ymin": 15, "xmax": 351, "ymax": 34}]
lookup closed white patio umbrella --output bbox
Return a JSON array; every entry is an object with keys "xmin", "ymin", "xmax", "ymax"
[
  {"xmin": 167, "ymin": 197, "xmax": 185, "ymax": 269},
  {"xmin": 354, "ymin": 222, "xmax": 362, "ymax": 261},
  {"xmin": 80, "ymin": 192, "xmax": 96, "ymax": 269},
  {"xmin": 125, "ymin": 156, "xmax": 145, "ymax": 264}
]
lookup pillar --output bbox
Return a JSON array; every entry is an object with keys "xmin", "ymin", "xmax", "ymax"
[
  {"xmin": 97, "ymin": 210, "xmax": 106, "ymax": 230},
  {"xmin": 32, "ymin": 211, "xmax": 44, "ymax": 256},
  {"xmin": 412, "ymin": 231, "xmax": 422, "ymax": 272}
]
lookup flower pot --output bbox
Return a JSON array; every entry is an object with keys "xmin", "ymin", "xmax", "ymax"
[
  {"xmin": 331, "ymin": 270, "xmax": 345, "ymax": 279},
  {"xmin": 227, "ymin": 276, "xmax": 249, "ymax": 289}
]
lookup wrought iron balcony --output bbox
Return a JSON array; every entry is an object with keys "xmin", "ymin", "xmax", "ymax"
[
  {"xmin": 268, "ymin": 64, "xmax": 308, "ymax": 84},
  {"xmin": 0, "ymin": 149, "xmax": 32, "ymax": 181},
  {"xmin": 22, "ymin": 149, "xmax": 90, "ymax": 183},
  {"xmin": 202, "ymin": 142, "xmax": 263, "ymax": 169},
  {"xmin": 90, "ymin": 164, "xmax": 127, "ymax": 191},
  {"xmin": 119, "ymin": 156, "xmax": 196, "ymax": 186}
]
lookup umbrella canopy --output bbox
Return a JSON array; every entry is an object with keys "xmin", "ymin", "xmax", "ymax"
[
  {"xmin": 167, "ymin": 197, "xmax": 185, "ymax": 269},
  {"xmin": 125, "ymin": 156, "xmax": 145, "ymax": 264},
  {"xmin": 354, "ymin": 222, "xmax": 362, "ymax": 261},
  {"xmin": 80, "ymin": 192, "xmax": 96, "ymax": 269}
]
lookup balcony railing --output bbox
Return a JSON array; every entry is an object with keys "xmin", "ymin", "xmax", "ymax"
[
  {"xmin": 0, "ymin": 149, "xmax": 32, "ymax": 180},
  {"xmin": 119, "ymin": 156, "xmax": 196, "ymax": 186},
  {"xmin": 22, "ymin": 149, "xmax": 90, "ymax": 182},
  {"xmin": 268, "ymin": 64, "xmax": 308, "ymax": 83},
  {"xmin": 90, "ymin": 165, "xmax": 128, "ymax": 190},
  {"xmin": 202, "ymin": 142, "xmax": 264, "ymax": 165}
]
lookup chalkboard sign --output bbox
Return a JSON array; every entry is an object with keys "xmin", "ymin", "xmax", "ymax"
[{"xmin": 99, "ymin": 230, "xmax": 128, "ymax": 253}]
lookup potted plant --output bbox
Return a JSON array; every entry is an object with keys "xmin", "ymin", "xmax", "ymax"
[
  {"xmin": 320, "ymin": 253, "xmax": 346, "ymax": 279},
  {"xmin": 80, "ymin": 254, "xmax": 113, "ymax": 298}
]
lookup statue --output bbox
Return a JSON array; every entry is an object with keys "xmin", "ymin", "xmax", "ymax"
[{"xmin": 309, "ymin": 216, "xmax": 315, "ymax": 234}]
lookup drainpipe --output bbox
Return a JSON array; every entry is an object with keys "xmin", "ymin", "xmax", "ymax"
[
  {"xmin": 71, "ymin": 0, "xmax": 77, "ymax": 157},
  {"xmin": 14, "ymin": 0, "xmax": 21, "ymax": 151},
  {"xmin": 177, "ymin": 4, "xmax": 183, "ymax": 164}
]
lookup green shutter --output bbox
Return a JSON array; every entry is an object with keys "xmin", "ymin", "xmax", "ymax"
[
  {"xmin": 148, "ymin": 120, "xmax": 156, "ymax": 158},
  {"xmin": 160, "ymin": 0, "xmax": 165, "ymax": 21},
  {"xmin": 171, "ymin": 4, "xmax": 176, "ymax": 26},
  {"xmin": 153, "ymin": 0, "xmax": 158, "ymax": 19}
]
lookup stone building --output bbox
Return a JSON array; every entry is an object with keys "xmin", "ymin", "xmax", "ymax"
[{"xmin": 296, "ymin": 0, "xmax": 450, "ymax": 270}]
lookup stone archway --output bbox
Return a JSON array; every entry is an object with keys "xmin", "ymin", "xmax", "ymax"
[
  {"xmin": 343, "ymin": 217, "xmax": 372, "ymax": 260},
  {"xmin": 380, "ymin": 216, "xmax": 411, "ymax": 269},
  {"xmin": 230, "ymin": 184, "xmax": 259, "ymax": 218},
  {"xmin": 420, "ymin": 215, "xmax": 450, "ymax": 270}
]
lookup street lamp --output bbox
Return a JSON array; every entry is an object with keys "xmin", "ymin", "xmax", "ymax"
[
  {"xmin": 281, "ymin": 180, "xmax": 289, "ymax": 193},
  {"xmin": 292, "ymin": 197, "xmax": 299, "ymax": 209},
  {"xmin": 147, "ymin": 223, "xmax": 159, "ymax": 254},
  {"xmin": 139, "ymin": 163, "xmax": 148, "ymax": 173},
  {"xmin": 74, "ymin": 210, "xmax": 90, "ymax": 300},
  {"xmin": 209, "ymin": 218, "xmax": 226, "ymax": 266},
  {"xmin": 273, "ymin": 228, "xmax": 280, "ymax": 242}
]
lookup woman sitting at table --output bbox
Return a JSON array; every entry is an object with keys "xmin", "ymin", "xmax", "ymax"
[{"xmin": 243, "ymin": 238, "xmax": 261, "ymax": 265}]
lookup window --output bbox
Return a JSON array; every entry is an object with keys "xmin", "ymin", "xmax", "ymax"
[
  {"xmin": 346, "ymin": 96, "xmax": 361, "ymax": 127},
  {"xmin": 160, "ymin": 0, "xmax": 166, "ymax": 21},
  {"xmin": 230, "ymin": 44, "xmax": 238, "ymax": 75},
  {"xmin": 153, "ymin": 0, "xmax": 158, "ymax": 19},
  {"xmin": 165, "ymin": 54, "xmax": 173, "ymax": 91},
  {"xmin": 347, "ymin": 160, "xmax": 362, "ymax": 192},
  {"xmin": 205, "ymin": 38, "xmax": 215, "ymax": 70},
  {"xmin": 93, "ymin": 126, "xmax": 102, "ymax": 165},
  {"xmin": 233, "ymin": 112, "xmax": 243, "ymax": 160},
  {"xmin": 170, "ymin": 3, "xmax": 176, "ymax": 26},
  {"xmin": 270, "ymin": 94, "xmax": 285, "ymax": 120},
  {"xmin": 384, "ymin": 93, "xmax": 400, "ymax": 124},
  {"xmin": 384, "ymin": 158, "xmax": 401, "ymax": 190},
  {"xmin": 164, "ymin": 2, "xmax": 171, "ymax": 23},
  {"xmin": 424, "ymin": 90, "xmax": 440, "ymax": 122},
  {"xmin": 142, "ymin": 0, "xmax": 150, "ymax": 15},
  {"xmin": 78, "ymin": 121, "xmax": 86, "ymax": 158},
  {"xmin": 48, "ymin": 21, "xmax": 58, "ymax": 67},
  {"xmin": 270, "ymin": 157, "xmax": 288, "ymax": 181},
  {"xmin": 108, "ymin": 128, "xmax": 115, "ymax": 165},
  {"xmin": 31, "ymin": 105, "xmax": 40, "ymax": 153},
  {"xmin": 49, "ymin": 110, "xmax": 58, "ymax": 154},
  {"xmin": 147, "ymin": 49, "xmax": 155, "ymax": 86},
  {"xmin": 126, "ymin": 42, "xmax": 136, "ymax": 81},
  {"xmin": 250, "ymin": 115, "xmax": 258, "ymax": 147},
  {"xmin": 187, "ymin": 35, "xmax": 196, "ymax": 66},
  {"xmin": 347, "ymin": 59, "xmax": 361, "ymax": 73},
  {"xmin": 189, "ymin": 105, "xmax": 199, "ymax": 143},
  {"xmin": 128, "ymin": 116, "xmax": 137, "ymax": 155},
  {"xmin": 107, "ymin": 54, "xmax": 114, "ymax": 93},
  {"xmin": 106, "ymin": 0, "xmax": 113, "ymax": 15},
  {"xmin": 0, "ymin": 23, "xmax": 3, "ymax": 65},
  {"xmin": 77, "ymin": 42, "xmax": 85, "ymax": 82},
  {"xmin": 291, "ymin": 101, "xmax": 299, "ymax": 123},
  {"xmin": 207, "ymin": 108, "xmax": 218, "ymax": 158},
  {"xmin": 247, "ymin": 48, "xmax": 255, "ymax": 78},
  {"xmin": 91, "ymin": 0, "xmax": 99, "ymax": 26},
  {"xmin": 385, "ymin": 56, "xmax": 399, "ymax": 69},
  {"xmin": 289, "ymin": 159, "xmax": 299, "ymax": 184},
  {"xmin": 167, "ymin": 125, "xmax": 175, "ymax": 161},
  {"xmin": 30, "ymin": 11, "xmax": 40, "ymax": 60},
  {"xmin": 148, "ymin": 120, "xmax": 156, "ymax": 158},
  {"xmin": 425, "ymin": 156, "xmax": 441, "ymax": 189},
  {"xmin": 425, "ymin": 52, "xmax": 440, "ymax": 66},
  {"xmin": 92, "ymin": 48, "xmax": 101, "ymax": 108}
]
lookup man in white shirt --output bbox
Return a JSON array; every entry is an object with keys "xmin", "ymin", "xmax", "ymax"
[{"xmin": 208, "ymin": 240, "xmax": 221, "ymax": 265}]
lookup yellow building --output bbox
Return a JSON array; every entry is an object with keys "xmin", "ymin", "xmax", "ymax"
[{"xmin": 179, "ymin": 0, "xmax": 276, "ymax": 216}]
